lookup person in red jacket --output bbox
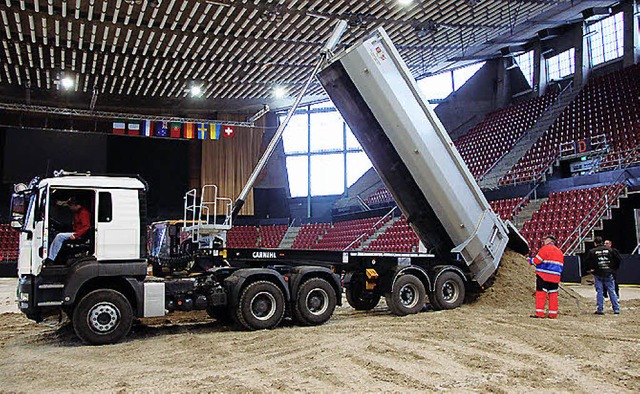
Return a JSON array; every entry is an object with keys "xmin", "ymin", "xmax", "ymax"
[
  {"xmin": 529, "ymin": 235, "xmax": 565, "ymax": 318},
  {"xmin": 47, "ymin": 198, "xmax": 91, "ymax": 262}
]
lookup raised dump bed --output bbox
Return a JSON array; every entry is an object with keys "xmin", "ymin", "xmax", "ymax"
[{"xmin": 317, "ymin": 27, "xmax": 527, "ymax": 285}]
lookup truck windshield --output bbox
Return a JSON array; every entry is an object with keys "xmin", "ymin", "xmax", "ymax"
[{"xmin": 10, "ymin": 190, "xmax": 35, "ymax": 230}]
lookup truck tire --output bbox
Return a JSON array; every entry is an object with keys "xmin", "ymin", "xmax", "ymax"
[
  {"xmin": 427, "ymin": 292, "xmax": 443, "ymax": 311},
  {"xmin": 346, "ymin": 273, "xmax": 380, "ymax": 310},
  {"xmin": 72, "ymin": 289, "xmax": 133, "ymax": 345},
  {"xmin": 385, "ymin": 274, "xmax": 426, "ymax": 316},
  {"xmin": 293, "ymin": 278, "xmax": 337, "ymax": 326},
  {"xmin": 236, "ymin": 281, "xmax": 285, "ymax": 330},
  {"xmin": 434, "ymin": 271, "xmax": 465, "ymax": 310}
]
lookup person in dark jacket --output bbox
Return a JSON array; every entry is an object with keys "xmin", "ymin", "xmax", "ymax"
[
  {"xmin": 603, "ymin": 239, "xmax": 621, "ymax": 299},
  {"xmin": 584, "ymin": 236, "xmax": 620, "ymax": 315}
]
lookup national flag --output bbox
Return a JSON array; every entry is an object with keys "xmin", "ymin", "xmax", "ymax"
[
  {"xmin": 197, "ymin": 123, "xmax": 208, "ymax": 139},
  {"xmin": 170, "ymin": 122, "xmax": 182, "ymax": 138},
  {"xmin": 183, "ymin": 122, "xmax": 195, "ymax": 139},
  {"xmin": 155, "ymin": 121, "xmax": 168, "ymax": 137},
  {"xmin": 222, "ymin": 124, "xmax": 235, "ymax": 138},
  {"xmin": 209, "ymin": 124, "xmax": 221, "ymax": 140},
  {"xmin": 142, "ymin": 120, "xmax": 153, "ymax": 137},
  {"xmin": 127, "ymin": 120, "xmax": 141, "ymax": 136},
  {"xmin": 112, "ymin": 119, "xmax": 126, "ymax": 134}
]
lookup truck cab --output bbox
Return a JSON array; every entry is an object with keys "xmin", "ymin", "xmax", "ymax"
[{"xmin": 12, "ymin": 172, "xmax": 148, "ymax": 337}]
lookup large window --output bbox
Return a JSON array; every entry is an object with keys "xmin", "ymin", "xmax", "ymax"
[
  {"xmin": 588, "ymin": 12, "xmax": 624, "ymax": 67},
  {"xmin": 417, "ymin": 62, "xmax": 485, "ymax": 102},
  {"xmin": 546, "ymin": 48, "xmax": 575, "ymax": 81},
  {"xmin": 281, "ymin": 104, "xmax": 372, "ymax": 197},
  {"xmin": 514, "ymin": 50, "xmax": 535, "ymax": 87}
]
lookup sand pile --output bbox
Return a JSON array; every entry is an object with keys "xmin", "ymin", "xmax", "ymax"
[{"xmin": 472, "ymin": 249, "xmax": 581, "ymax": 315}]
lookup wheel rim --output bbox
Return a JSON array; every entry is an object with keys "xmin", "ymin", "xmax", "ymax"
[
  {"xmin": 250, "ymin": 291, "xmax": 277, "ymax": 321},
  {"xmin": 399, "ymin": 283, "xmax": 419, "ymax": 308},
  {"xmin": 306, "ymin": 288, "xmax": 329, "ymax": 316},
  {"xmin": 87, "ymin": 302, "xmax": 120, "ymax": 333},
  {"xmin": 442, "ymin": 280, "xmax": 459, "ymax": 304}
]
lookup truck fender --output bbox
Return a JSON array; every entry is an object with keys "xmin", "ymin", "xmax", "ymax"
[
  {"xmin": 223, "ymin": 268, "xmax": 291, "ymax": 311},
  {"xmin": 430, "ymin": 265, "xmax": 468, "ymax": 293},
  {"xmin": 63, "ymin": 259, "xmax": 146, "ymax": 311},
  {"xmin": 288, "ymin": 266, "xmax": 342, "ymax": 306},
  {"xmin": 390, "ymin": 265, "xmax": 432, "ymax": 295}
]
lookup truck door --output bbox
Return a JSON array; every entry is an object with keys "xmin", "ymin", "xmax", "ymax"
[
  {"xmin": 95, "ymin": 190, "xmax": 140, "ymax": 260},
  {"xmin": 30, "ymin": 186, "xmax": 49, "ymax": 275}
]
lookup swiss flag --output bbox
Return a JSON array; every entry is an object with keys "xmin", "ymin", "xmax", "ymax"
[{"xmin": 222, "ymin": 125, "xmax": 235, "ymax": 138}]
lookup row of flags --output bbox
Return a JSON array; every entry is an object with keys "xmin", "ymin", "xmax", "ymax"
[{"xmin": 112, "ymin": 120, "xmax": 236, "ymax": 140}]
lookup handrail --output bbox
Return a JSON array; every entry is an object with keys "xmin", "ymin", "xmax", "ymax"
[
  {"xmin": 511, "ymin": 182, "xmax": 542, "ymax": 226},
  {"xmin": 562, "ymin": 145, "xmax": 640, "ymax": 254},
  {"xmin": 344, "ymin": 207, "xmax": 397, "ymax": 251}
]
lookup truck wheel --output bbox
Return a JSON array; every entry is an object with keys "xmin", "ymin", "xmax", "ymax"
[
  {"xmin": 346, "ymin": 274, "xmax": 380, "ymax": 310},
  {"xmin": 428, "ymin": 292, "xmax": 443, "ymax": 311},
  {"xmin": 72, "ymin": 289, "xmax": 133, "ymax": 345},
  {"xmin": 293, "ymin": 278, "xmax": 337, "ymax": 326},
  {"xmin": 236, "ymin": 281, "xmax": 285, "ymax": 330},
  {"xmin": 434, "ymin": 271, "xmax": 465, "ymax": 310},
  {"xmin": 385, "ymin": 274, "xmax": 426, "ymax": 316}
]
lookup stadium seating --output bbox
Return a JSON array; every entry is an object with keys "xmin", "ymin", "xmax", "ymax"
[
  {"xmin": 365, "ymin": 216, "xmax": 420, "ymax": 253},
  {"xmin": 225, "ymin": 225, "xmax": 259, "ymax": 248},
  {"xmin": 364, "ymin": 187, "xmax": 394, "ymax": 206},
  {"xmin": 0, "ymin": 224, "xmax": 19, "ymax": 262},
  {"xmin": 259, "ymin": 225, "xmax": 288, "ymax": 248},
  {"xmin": 500, "ymin": 64, "xmax": 640, "ymax": 185},
  {"xmin": 519, "ymin": 184, "xmax": 625, "ymax": 254},
  {"xmin": 489, "ymin": 197, "xmax": 529, "ymax": 221},
  {"xmin": 312, "ymin": 216, "xmax": 389, "ymax": 250},
  {"xmin": 291, "ymin": 223, "xmax": 331, "ymax": 249},
  {"xmin": 454, "ymin": 92, "xmax": 558, "ymax": 179}
]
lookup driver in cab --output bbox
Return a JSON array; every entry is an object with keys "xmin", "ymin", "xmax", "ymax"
[{"xmin": 46, "ymin": 197, "xmax": 91, "ymax": 263}]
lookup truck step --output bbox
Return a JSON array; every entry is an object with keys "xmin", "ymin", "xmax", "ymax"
[{"xmin": 37, "ymin": 301, "xmax": 63, "ymax": 306}]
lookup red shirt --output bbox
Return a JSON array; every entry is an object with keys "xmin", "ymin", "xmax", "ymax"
[{"xmin": 73, "ymin": 207, "xmax": 91, "ymax": 238}]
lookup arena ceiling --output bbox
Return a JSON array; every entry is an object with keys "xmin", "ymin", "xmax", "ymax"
[{"xmin": 0, "ymin": 0, "xmax": 617, "ymax": 115}]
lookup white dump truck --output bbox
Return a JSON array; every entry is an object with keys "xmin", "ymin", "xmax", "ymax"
[{"xmin": 10, "ymin": 26, "xmax": 527, "ymax": 345}]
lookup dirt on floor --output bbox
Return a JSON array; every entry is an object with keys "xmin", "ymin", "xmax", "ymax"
[{"xmin": 0, "ymin": 250, "xmax": 639, "ymax": 392}]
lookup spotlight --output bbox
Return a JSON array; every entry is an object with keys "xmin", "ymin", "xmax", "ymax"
[
  {"xmin": 61, "ymin": 76, "xmax": 74, "ymax": 90},
  {"xmin": 190, "ymin": 85, "xmax": 202, "ymax": 97},
  {"xmin": 398, "ymin": 0, "xmax": 412, "ymax": 5},
  {"xmin": 273, "ymin": 86, "xmax": 286, "ymax": 98}
]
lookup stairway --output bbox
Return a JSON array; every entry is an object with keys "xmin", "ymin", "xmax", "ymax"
[
  {"xmin": 359, "ymin": 217, "xmax": 398, "ymax": 250},
  {"xmin": 479, "ymin": 87, "xmax": 582, "ymax": 189},
  {"xmin": 278, "ymin": 226, "xmax": 300, "ymax": 248},
  {"xmin": 512, "ymin": 197, "xmax": 547, "ymax": 229}
]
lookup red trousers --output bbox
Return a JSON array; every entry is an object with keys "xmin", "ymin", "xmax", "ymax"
[{"xmin": 536, "ymin": 276, "xmax": 559, "ymax": 318}]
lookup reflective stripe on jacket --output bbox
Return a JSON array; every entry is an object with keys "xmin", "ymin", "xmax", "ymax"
[{"xmin": 529, "ymin": 244, "xmax": 565, "ymax": 283}]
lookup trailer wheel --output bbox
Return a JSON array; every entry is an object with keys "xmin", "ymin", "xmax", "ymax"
[
  {"xmin": 72, "ymin": 289, "xmax": 133, "ymax": 345},
  {"xmin": 428, "ymin": 293, "xmax": 443, "ymax": 311},
  {"xmin": 346, "ymin": 274, "xmax": 380, "ymax": 310},
  {"xmin": 236, "ymin": 281, "xmax": 285, "ymax": 330},
  {"xmin": 434, "ymin": 271, "xmax": 465, "ymax": 310},
  {"xmin": 293, "ymin": 278, "xmax": 337, "ymax": 326},
  {"xmin": 385, "ymin": 274, "xmax": 426, "ymax": 316}
]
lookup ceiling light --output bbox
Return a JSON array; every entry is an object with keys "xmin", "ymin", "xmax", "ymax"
[
  {"xmin": 398, "ymin": 0, "xmax": 412, "ymax": 5},
  {"xmin": 61, "ymin": 76, "xmax": 74, "ymax": 90},
  {"xmin": 273, "ymin": 86, "xmax": 286, "ymax": 98},
  {"xmin": 190, "ymin": 85, "xmax": 202, "ymax": 97}
]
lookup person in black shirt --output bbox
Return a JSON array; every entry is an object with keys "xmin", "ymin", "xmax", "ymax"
[{"xmin": 584, "ymin": 236, "xmax": 620, "ymax": 315}]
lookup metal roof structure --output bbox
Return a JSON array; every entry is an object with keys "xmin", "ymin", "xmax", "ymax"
[{"xmin": 0, "ymin": 0, "xmax": 615, "ymax": 115}]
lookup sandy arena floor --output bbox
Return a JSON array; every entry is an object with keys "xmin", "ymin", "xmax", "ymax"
[{"xmin": 0, "ymin": 251, "xmax": 638, "ymax": 392}]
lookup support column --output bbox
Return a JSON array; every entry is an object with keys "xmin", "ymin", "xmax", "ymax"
[
  {"xmin": 496, "ymin": 57, "xmax": 510, "ymax": 107},
  {"xmin": 532, "ymin": 41, "xmax": 547, "ymax": 95},
  {"xmin": 573, "ymin": 23, "xmax": 590, "ymax": 87},
  {"xmin": 622, "ymin": 0, "xmax": 640, "ymax": 67}
]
